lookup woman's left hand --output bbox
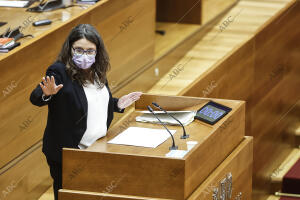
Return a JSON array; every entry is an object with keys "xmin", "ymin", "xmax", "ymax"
[{"xmin": 117, "ymin": 92, "xmax": 143, "ymax": 109}]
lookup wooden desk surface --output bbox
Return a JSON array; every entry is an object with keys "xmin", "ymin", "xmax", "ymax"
[
  {"xmin": 0, "ymin": 1, "xmax": 98, "ymax": 57},
  {"xmin": 0, "ymin": 0, "xmax": 109, "ymax": 56},
  {"xmin": 86, "ymin": 94, "xmax": 243, "ymax": 157}
]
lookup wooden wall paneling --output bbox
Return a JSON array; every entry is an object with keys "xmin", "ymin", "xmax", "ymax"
[
  {"xmin": 156, "ymin": 0, "xmax": 237, "ymax": 24},
  {"xmin": 154, "ymin": 23, "xmax": 200, "ymax": 59},
  {"xmin": 156, "ymin": 0, "xmax": 202, "ymax": 24},
  {"xmin": 63, "ymin": 149, "xmax": 186, "ymax": 199},
  {"xmin": 250, "ymin": 2, "xmax": 300, "ymax": 198},
  {"xmin": 181, "ymin": 38, "xmax": 255, "ymax": 135},
  {"xmin": 201, "ymin": 0, "xmax": 237, "ymax": 24},
  {"xmin": 148, "ymin": 4, "xmax": 254, "ymax": 96},
  {"xmin": 142, "ymin": 1, "xmax": 298, "ymax": 199},
  {"xmin": 187, "ymin": 136, "xmax": 253, "ymax": 200},
  {"xmin": 0, "ymin": 142, "xmax": 51, "ymax": 200},
  {"xmin": 252, "ymin": 0, "xmax": 300, "ymax": 107},
  {"xmin": 251, "ymin": 75, "xmax": 300, "ymax": 199},
  {"xmin": 90, "ymin": 0, "xmax": 156, "ymax": 88},
  {"xmin": 59, "ymin": 189, "xmax": 173, "ymax": 200},
  {"xmin": 111, "ymin": 10, "xmax": 229, "ymax": 98}
]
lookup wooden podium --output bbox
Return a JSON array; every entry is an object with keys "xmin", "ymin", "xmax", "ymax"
[{"xmin": 59, "ymin": 94, "xmax": 252, "ymax": 200}]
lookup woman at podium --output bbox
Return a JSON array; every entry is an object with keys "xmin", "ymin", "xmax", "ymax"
[{"xmin": 29, "ymin": 24, "xmax": 142, "ymax": 200}]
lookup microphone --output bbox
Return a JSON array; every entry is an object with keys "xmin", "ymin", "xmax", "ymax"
[
  {"xmin": 147, "ymin": 106, "xmax": 178, "ymax": 150},
  {"xmin": 152, "ymin": 102, "xmax": 189, "ymax": 139}
]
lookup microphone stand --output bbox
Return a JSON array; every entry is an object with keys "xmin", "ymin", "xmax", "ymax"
[
  {"xmin": 152, "ymin": 102, "xmax": 189, "ymax": 139},
  {"xmin": 147, "ymin": 106, "xmax": 178, "ymax": 150}
]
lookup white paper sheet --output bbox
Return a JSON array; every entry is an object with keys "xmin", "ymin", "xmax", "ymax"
[
  {"xmin": 0, "ymin": 0, "xmax": 29, "ymax": 7},
  {"xmin": 136, "ymin": 110, "xmax": 196, "ymax": 126},
  {"xmin": 108, "ymin": 127, "xmax": 176, "ymax": 148}
]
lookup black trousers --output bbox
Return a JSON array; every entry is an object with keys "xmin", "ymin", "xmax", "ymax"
[{"xmin": 46, "ymin": 158, "xmax": 62, "ymax": 200}]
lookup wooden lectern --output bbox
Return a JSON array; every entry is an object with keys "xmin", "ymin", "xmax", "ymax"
[{"xmin": 59, "ymin": 94, "xmax": 252, "ymax": 200}]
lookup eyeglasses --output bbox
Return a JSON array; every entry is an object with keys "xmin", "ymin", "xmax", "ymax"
[{"xmin": 72, "ymin": 47, "xmax": 96, "ymax": 56}]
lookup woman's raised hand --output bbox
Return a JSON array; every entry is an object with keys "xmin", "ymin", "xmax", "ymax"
[
  {"xmin": 39, "ymin": 76, "xmax": 63, "ymax": 96},
  {"xmin": 117, "ymin": 92, "xmax": 143, "ymax": 109}
]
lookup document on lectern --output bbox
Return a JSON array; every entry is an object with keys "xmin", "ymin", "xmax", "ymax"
[
  {"xmin": 0, "ymin": 0, "xmax": 29, "ymax": 7},
  {"xmin": 108, "ymin": 127, "xmax": 176, "ymax": 148},
  {"xmin": 136, "ymin": 110, "xmax": 196, "ymax": 126}
]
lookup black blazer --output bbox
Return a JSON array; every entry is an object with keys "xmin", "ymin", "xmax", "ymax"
[{"xmin": 30, "ymin": 61, "xmax": 124, "ymax": 163}]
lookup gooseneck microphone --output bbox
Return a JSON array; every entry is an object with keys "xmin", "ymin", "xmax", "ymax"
[
  {"xmin": 152, "ymin": 102, "xmax": 189, "ymax": 139},
  {"xmin": 147, "ymin": 106, "xmax": 178, "ymax": 150}
]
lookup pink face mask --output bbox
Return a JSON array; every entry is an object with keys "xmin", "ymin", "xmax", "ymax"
[{"xmin": 72, "ymin": 54, "xmax": 96, "ymax": 69}]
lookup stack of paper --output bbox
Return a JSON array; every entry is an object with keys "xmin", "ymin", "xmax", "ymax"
[
  {"xmin": 108, "ymin": 127, "xmax": 176, "ymax": 148},
  {"xmin": 136, "ymin": 110, "xmax": 196, "ymax": 126}
]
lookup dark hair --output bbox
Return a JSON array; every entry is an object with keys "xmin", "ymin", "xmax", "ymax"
[{"xmin": 56, "ymin": 24, "xmax": 110, "ymax": 88}]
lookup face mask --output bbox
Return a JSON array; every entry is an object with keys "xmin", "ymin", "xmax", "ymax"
[{"xmin": 72, "ymin": 53, "xmax": 96, "ymax": 69}]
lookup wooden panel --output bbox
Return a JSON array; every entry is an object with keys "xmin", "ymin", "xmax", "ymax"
[
  {"xmin": 156, "ymin": 0, "xmax": 201, "ymax": 24},
  {"xmin": 188, "ymin": 136, "xmax": 253, "ymax": 200},
  {"xmin": 0, "ymin": 0, "xmax": 155, "ymax": 169},
  {"xmin": 62, "ymin": 95, "xmax": 245, "ymax": 200},
  {"xmin": 63, "ymin": 150, "xmax": 185, "ymax": 199},
  {"xmin": 114, "ymin": 0, "xmax": 291, "ymax": 98},
  {"xmin": 201, "ymin": 0, "xmax": 237, "ymax": 24},
  {"xmin": 249, "ymin": 1, "xmax": 300, "ymax": 198},
  {"xmin": 93, "ymin": 0, "xmax": 155, "ymax": 87},
  {"xmin": 59, "ymin": 189, "xmax": 172, "ymax": 200},
  {"xmin": 0, "ymin": 142, "xmax": 51, "ymax": 200},
  {"xmin": 181, "ymin": 38, "xmax": 255, "ymax": 135},
  {"xmin": 140, "ymin": 1, "xmax": 298, "ymax": 199},
  {"xmin": 156, "ymin": 0, "xmax": 237, "ymax": 24},
  {"xmin": 154, "ymin": 22, "xmax": 200, "ymax": 59},
  {"xmin": 59, "ymin": 137, "xmax": 252, "ymax": 200},
  {"xmin": 111, "ymin": 13, "xmax": 223, "ymax": 98}
]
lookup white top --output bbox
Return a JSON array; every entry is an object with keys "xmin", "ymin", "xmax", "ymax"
[{"xmin": 78, "ymin": 81, "xmax": 109, "ymax": 149}]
